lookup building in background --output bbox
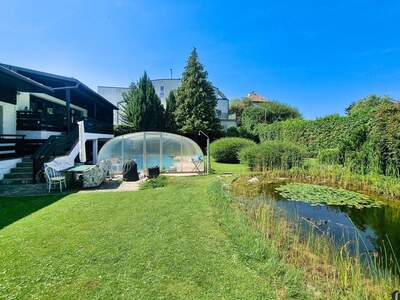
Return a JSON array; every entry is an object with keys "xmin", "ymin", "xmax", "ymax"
[
  {"xmin": 246, "ymin": 91, "xmax": 269, "ymax": 106},
  {"xmin": 98, "ymin": 79, "xmax": 236, "ymax": 130}
]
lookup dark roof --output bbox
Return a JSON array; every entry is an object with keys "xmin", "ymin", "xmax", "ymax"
[
  {"xmin": 0, "ymin": 63, "xmax": 117, "ymax": 109},
  {"xmin": 0, "ymin": 65, "xmax": 53, "ymax": 93}
]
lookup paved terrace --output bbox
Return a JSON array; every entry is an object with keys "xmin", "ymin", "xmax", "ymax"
[{"xmin": 0, "ymin": 173, "xmax": 199, "ymax": 197}]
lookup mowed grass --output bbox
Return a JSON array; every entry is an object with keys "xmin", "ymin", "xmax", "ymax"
[
  {"xmin": 0, "ymin": 176, "xmax": 295, "ymax": 299},
  {"xmin": 210, "ymin": 158, "xmax": 249, "ymax": 174}
]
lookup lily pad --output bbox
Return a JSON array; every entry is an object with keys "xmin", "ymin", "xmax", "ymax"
[{"xmin": 275, "ymin": 183, "xmax": 381, "ymax": 208}]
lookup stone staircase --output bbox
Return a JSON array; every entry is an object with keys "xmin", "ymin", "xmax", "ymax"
[{"xmin": 0, "ymin": 158, "xmax": 34, "ymax": 185}]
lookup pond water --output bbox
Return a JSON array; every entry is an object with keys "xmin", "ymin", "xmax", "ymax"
[{"xmin": 259, "ymin": 183, "xmax": 400, "ymax": 262}]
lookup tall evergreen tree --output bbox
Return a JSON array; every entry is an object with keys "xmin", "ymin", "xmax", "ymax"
[
  {"xmin": 165, "ymin": 90, "xmax": 177, "ymax": 132},
  {"xmin": 120, "ymin": 72, "xmax": 165, "ymax": 131},
  {"xmin": 175, "ymin": 48, "xmax": 221, "ymax": 136}
]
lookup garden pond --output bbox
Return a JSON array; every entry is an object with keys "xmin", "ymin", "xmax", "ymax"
[{"xmin": 234, "ymin": 180, "xmax": 400, "ymax": 264}]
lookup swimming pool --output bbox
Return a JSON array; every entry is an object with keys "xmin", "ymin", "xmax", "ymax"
[
  {"xmin": 109, "ymin": 155, "xmax": 176, "ymax": 174},
  {"xmin": 98, "ymin": 132, "xmax": 205, "ymax": 173}
]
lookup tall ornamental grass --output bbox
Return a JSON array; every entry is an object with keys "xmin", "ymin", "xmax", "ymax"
[{"xmin": 239, "ymin": 141, "xmax": 306, "ymax": 171}]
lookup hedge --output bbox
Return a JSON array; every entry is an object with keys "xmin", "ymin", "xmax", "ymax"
[{"xmin": 257, "ymin": 114, "xmax": 350, "ymax": 155}]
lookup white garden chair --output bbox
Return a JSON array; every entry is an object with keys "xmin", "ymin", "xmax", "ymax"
[{"xmin": 44, "ymin": 166, "xmax": 67, "ymax": 192}]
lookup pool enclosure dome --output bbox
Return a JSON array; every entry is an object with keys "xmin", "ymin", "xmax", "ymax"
[{"xmin": 98, "ymin": 132, "xmax": 205, "ymax": 173}]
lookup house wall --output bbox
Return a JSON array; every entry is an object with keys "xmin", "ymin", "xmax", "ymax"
[
  {"xmin": 16, "ymin": 92, "xmax": 87, "ymax": 115},
  {"xmin": 30, "ymin": 93, "xmax": 88, "ymax": 116},
  {"xmin": 0, "ymin": 100, "xmax": 16, "ymax": 134},
  {"xmin": 220, "ymin": 119, "xmax": 236, "ymax": 130},
  {"xmin": 151, "ymin": 79, "xmax": 181, "ymax": 107},
  {"xmin": 216, "ymin": 99, "xmax": 229, "ymax": 119},
  {"xmin": 97, "ymin": 86, "xmax": 128, "ymax": 125}
]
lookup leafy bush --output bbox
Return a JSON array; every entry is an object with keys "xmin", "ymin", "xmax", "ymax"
[
  {"xmin": 228, "ymin": 97, "xmax": 252, "ymax": 124},
  {"xmin": 225, "ymin": 126, "xmax": 241, "ymax": 137},
  {"xmin": 241, "ymin": 101, "xmax": 301, "ymax": 134},
  {"xmin": 318, "ymin": 148, "xmax": 341, "ymax": 165},
  {"xmin": 346, "ymin": 94, "xmax": 392, "ymax": 115},
  {"xmin": 140, "ymin": 176, "xmax": 168, "ymax": 190},
  {"xmin": 210, "ymin": 137, "xmax": 256, "ymax": 163},
  {"xmin": 239, "ymin": 141, "xmax": 306, "ymax": 171}
]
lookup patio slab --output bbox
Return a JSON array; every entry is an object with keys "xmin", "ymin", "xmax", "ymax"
[
  {"xmin": 0, "ymin": 173, "xmax": 200, "ymax": 197},
  {"xmin": 78, "ymin": 177, "xmax": 144, "ymax": 193},
  {"xmin": 0, "ymin": 184, "xmax": 60, "ymax": 197}
]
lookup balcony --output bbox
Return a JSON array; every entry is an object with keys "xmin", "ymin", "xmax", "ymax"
[
  {"xmin": 16, "ymin": 111, "xmax": 113, "ymax": 135},
  {"xmin": 17, "ymin": 111, "xmax": 65, "ymax": 132}
]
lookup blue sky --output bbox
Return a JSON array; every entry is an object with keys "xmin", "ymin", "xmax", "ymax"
[{"xmin": 1, "ymin": 0, "xmax": 399, "ymax": 118}]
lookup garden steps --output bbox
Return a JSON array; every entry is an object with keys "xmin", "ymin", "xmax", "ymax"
[{"xmin": 0, "ymin": 157, "xmax": 34, "ymax": 185}]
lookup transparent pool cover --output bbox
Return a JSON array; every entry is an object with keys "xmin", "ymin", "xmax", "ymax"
[{"xmin": 98, "ymin": 132, "xmax": 204, "ymax": 173}]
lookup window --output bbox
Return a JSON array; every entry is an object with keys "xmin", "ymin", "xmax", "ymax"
[{"xmin": 160, "ymin": 86, "xmax": 165, "ymax": 97}]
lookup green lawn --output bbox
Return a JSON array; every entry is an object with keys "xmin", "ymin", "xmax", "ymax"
[
  {"xmin": 210, "ymin": 158, "xmax": 249, "ymax": 174},
  {"xmin": 0, "ymin": 176, "xmax": 304, "ymax": 299}
]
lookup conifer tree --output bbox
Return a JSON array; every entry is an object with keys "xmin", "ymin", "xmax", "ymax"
[
  {"xmin": 175, "ymin": 48, "xmax": 221, "ymax": 136},
  {"xmin": 165, "ymin": 90, "xmax": 177, "ymax": 132},
  {"xmin": 120, "ymin": 72, "xmax": 165, "ymax": 131}
]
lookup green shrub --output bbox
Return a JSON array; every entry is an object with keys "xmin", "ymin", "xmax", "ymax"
[
  {"xmin": 210, "ymin": 137, "xmax": 256, "ymax": 163},
  {"xmin": 140, "ymin": 176, "xmax": 168, "ymax": 190},
  {"xmin": 318, "ymin": 148, "xmax": 341, "ymax": 165},
  {"xmin": 225, "ymin": 126, "xmax": 241, "ymax": 137},
  {"xmin": 239, "ymin": 141, "xmax": 306, "ymax": 171}
]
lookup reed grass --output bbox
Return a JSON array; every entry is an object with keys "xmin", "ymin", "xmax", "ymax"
[
  {"xmin": 247, "ymin": 202, "xmax": 398, "ymax": 299},
  {"xmin": 242, "ymin": 159, "xmax": 400, "ymax": 200}
]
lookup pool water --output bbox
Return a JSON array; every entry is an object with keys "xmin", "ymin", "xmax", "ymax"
[
  {"xmin": 129, "ymin": 155, "xmax": 175, "ymax": 171},
  {"xmin": 110, "ymin": 155, "xmax": 176, "ymax": 173}
]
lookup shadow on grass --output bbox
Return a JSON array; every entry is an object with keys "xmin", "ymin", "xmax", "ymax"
[{"xmin": 0, "ymin": 194, "xmax": 69, "ymax": 230}]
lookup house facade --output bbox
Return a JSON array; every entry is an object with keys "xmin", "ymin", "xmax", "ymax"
[
  {"xmin": 98, "ymin": 78, "xmax": 236, "ymax": 130},
  {"xmin": 0, "ymin": 63, "xmax": 116, "ymax": 183}
]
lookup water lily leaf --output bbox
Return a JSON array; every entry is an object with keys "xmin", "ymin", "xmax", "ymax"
[{"xmin": 276, "ymin": 183, "xmax": 381, "ymax": 208}]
